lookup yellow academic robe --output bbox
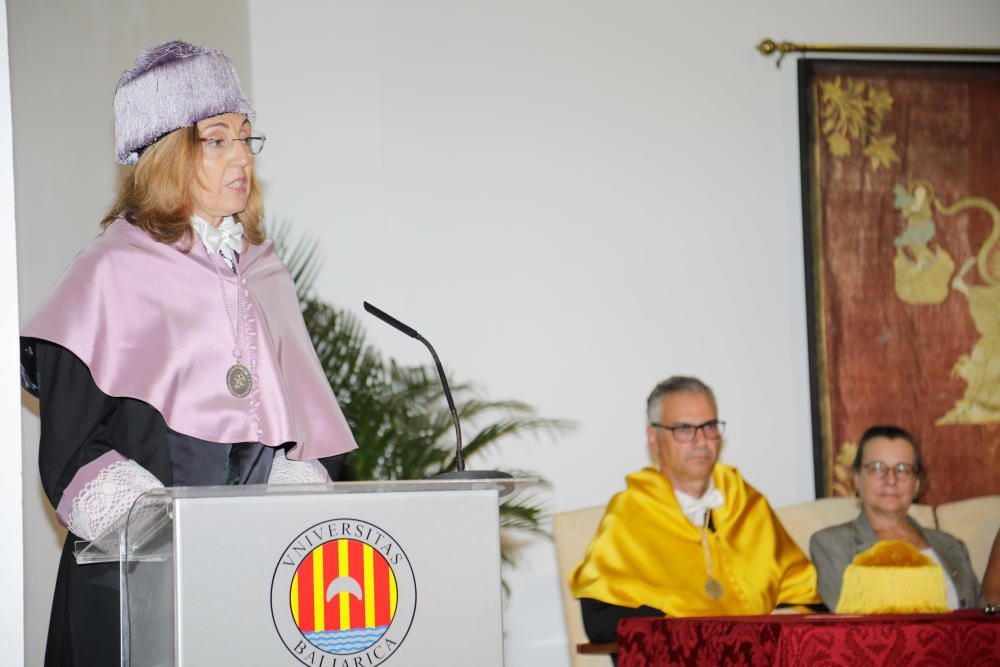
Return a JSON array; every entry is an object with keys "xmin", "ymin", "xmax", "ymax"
[{"xmin": 570, "ymin": 464, "xmax": 819, "ymax": 616}]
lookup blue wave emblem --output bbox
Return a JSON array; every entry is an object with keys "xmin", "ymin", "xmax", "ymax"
[{"xmin": 304, "ymin": 626, "xmax": 390, "ymax": 654}]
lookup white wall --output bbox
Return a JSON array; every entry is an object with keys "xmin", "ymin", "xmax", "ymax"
[
  {"xmin": 8, "ymin": 2, "xmax": 251, "ymax": 662},
  {"xmin": 0, "ymin": 1, "xmax": 25, "ymax": 662},
  {"xmin": 246, "ymin": 2, "xmax": 1000, "ymax": 664}
]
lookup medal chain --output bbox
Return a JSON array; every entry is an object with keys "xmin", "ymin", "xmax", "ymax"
[
  {"xmin": 699, "ymin": 509, "xmax": 719, "ymax": 596},
  {"xmin": 210, "ymin": 248, "xmax": 243, "ymax": 365}
]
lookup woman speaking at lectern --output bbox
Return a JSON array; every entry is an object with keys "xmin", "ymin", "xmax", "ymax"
[{"xmin": 20, "ymin": 41, "xmax": 357, "ymax": 666}]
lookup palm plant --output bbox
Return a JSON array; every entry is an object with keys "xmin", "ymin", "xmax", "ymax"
[{"xmin": 273, "ymin": 223, "xmax": 572, "ymax": 568}]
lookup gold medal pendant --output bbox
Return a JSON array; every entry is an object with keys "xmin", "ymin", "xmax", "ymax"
[
  {"xmin": 227, "ymin": 363, "xmax": 252, "ymax": 398},
  {"xmin": 704, "ymin": 577, "xmax": 723, "ymax": 600},
  {"xmin": 209, "ymin": 242, "xmax": 252, "ymax": 400},
  {"xmin": 699, "ymin": 509, "xmax": 723, "ymax": 600}
]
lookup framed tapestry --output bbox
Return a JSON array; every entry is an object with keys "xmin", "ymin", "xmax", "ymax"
[{"xmin": 799, "ymin": 59, "xmax": 1000, "ymax": 503}]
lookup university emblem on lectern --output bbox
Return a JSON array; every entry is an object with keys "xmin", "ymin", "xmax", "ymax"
[{"xmin": 271, "ymin": 519, "xmax": 416, "ymax": 666}]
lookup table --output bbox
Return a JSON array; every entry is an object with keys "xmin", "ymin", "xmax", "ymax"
[{"xmin": 616, "ymin": 610, "xmax": 1000, "ymax": 666}]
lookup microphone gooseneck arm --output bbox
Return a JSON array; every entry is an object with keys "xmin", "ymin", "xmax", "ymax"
[
  {"xmin": 363, "ymin": 301, "xmax": 465, "ymax": 472},
  {"xmin": 418, "ymin": 334, "xmax": 465, "ymax": 472}
]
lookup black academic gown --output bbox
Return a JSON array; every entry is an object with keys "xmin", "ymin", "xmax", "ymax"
[{"xmin": 25, "ymin": 340, "xmax": 278, "ymax": 667}]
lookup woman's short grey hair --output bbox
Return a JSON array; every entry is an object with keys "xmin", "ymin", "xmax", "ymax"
[{"xmin": 646, "ymin": 376, "xmax": 716, "ymax": 424}]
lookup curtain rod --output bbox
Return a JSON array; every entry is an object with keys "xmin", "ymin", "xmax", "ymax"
[{"xmin": 757, "ymin": 38, "xmax": 1000, "ymax": 68}]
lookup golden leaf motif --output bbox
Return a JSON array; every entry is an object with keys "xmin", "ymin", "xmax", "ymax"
[
  {"xmin": 818, "ymin": 77, "xmax": 897, "ymax": 172},
  {"xmin": 867, "ymin": 87, "xmax": 893, "ymax": 132},
  {"xmin": 831, "ymin": 441, "xmax": 858, "ymax": 497},
  {"xmin": 863, "ymin": 133, "xmax": 900, "ymax": 170},
  {"xmin": 827, "ymin": 133, "xmax": 851, "ymax": 157}
]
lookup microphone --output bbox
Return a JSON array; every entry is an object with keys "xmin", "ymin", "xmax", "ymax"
[{"xmin": 363, "ymin": 301, "xmax": 512, "ymax": 483}]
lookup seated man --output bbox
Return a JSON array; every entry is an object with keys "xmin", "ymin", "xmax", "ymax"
[{"xmin": 569, "ymin": 376, "xmax": 820, "ymax": 647}]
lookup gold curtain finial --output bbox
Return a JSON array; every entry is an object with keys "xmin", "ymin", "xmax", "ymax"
[
  {"xmin": 757, "ymin": 38, "xmax": 1000, "ymax": 69},
  {"xmin": 756, "ymin": 39, "xmax": 804, "ymax": 68}
]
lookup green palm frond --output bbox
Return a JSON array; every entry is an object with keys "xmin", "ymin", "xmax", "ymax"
[
  {"xmin": 456, "ymin": 416, "xmax": 570, "ymax": 463},
  {"xmin": 268, "ymin": 219, "xmax": 323, "ymax": 299}
]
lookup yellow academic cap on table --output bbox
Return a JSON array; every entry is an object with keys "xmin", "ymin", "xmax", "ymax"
[{"xmin": 836, "ymin": 540, "xmax": 949, "ymax": 614}]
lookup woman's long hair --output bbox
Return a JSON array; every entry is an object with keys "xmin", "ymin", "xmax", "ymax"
[{"xmin": 102, "ymin": 124, "xmax": 265, "ymax": 246}]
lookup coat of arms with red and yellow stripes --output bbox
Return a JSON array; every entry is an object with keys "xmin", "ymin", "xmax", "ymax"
[{"xmin": 271, "ymin": 519, "xmax": 416, "ymax": 666}]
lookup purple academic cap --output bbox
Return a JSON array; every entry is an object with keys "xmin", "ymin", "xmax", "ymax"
[{"xmin": 113, "ymin": 40, "xmax": 255, "ymax": 165}]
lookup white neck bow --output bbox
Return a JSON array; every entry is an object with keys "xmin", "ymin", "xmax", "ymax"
[
  {"xmin": 191, "ymin": 215, "xmax": 244, "ymax": 262},
  {"xmin": 675, "ymin": 480, "xmax": 724, "ymax": 526}
]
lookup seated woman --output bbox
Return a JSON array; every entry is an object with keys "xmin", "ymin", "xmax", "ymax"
[{"xmin": 810, "ymin": 425, "xmax": 982, "ymax": 611}]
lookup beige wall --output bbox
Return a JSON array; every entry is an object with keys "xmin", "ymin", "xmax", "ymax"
[{"xmin": 8, "ymin": 2, "xmax": 251, "ymax": 662}]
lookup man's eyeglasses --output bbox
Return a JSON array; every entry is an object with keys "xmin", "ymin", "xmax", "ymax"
[
  {"xmin": 650, "ymin": 420, "xmax": 726, "ymax": 443},
  {"xmin": 199, "ymin": 135, "xmax": 266, "ymax": 158},
  {"xmin": 860, "ymin": 461, "xmax": 920, "ymax": 480}
]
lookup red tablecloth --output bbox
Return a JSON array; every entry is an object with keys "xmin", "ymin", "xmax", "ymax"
[{"xmin": 616, "ymin": 611, "xmax": 1000, "ymax": 667}]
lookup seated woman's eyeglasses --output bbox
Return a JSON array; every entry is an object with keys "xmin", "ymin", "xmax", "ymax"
[
  {"xmin": 199, "ymin": 135, "xmax": 266, "ymax": 158},
  {"xmin": 861, "ymin": 461, "xmax": 919, "ymax": 480},
  {"xmin": 650, "ymin": 420, "xmax": 726, "ymax": 443}
]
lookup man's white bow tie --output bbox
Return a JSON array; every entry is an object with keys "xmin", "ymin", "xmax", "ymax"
[
  {"xmin": 677, "ymin": 487, "xmax": 724, "ymax": 526},
  {"xmin": 201, "ymin": 218, "xmax": 244, "ymax": 257}
]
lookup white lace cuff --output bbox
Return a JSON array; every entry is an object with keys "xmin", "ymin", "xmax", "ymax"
[
  {"xmin": 64, "ymin": 458, "xmax": 164, "ymax": 541},
  {"xmin": 268, "ymin": 448, "xmax": 330, "ymax": 485}
]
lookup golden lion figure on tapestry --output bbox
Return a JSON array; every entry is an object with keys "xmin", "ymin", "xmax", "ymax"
[{"xmin": 893, "ymin": 181, "xmax": 1000, "ymax": 425}]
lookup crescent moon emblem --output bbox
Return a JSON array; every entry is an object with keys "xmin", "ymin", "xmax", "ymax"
[{"xmin": 326, "ymin": 576, "xmax": 363, "ymax": 602}]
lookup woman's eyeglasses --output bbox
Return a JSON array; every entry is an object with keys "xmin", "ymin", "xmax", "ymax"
[
  {"xmin": 860, "ymin": 461, "xmax": 920, "ymax": 480},
  {"xmin": 199, "ymin": 135, "xmax": 266, "ymax": 158}
]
